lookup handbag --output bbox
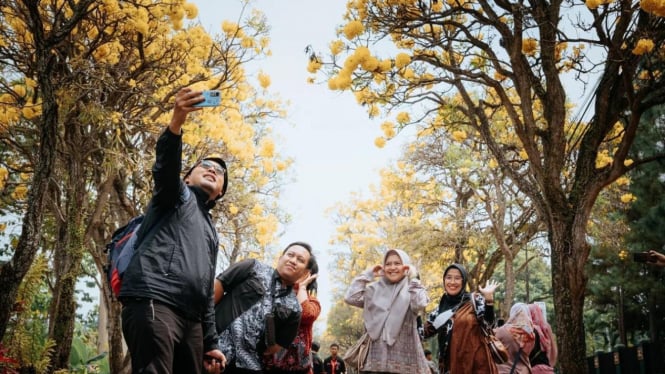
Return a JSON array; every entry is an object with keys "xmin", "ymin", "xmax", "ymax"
[
  {"xmin": 470, "ymin": 293, "xmax": 510, "ymax": 364},
  {"xmin": 342, "ymin": 332, "xmax": 371, "ymax": 371},
  {"xmin": 483, "ymin": 326, "xmax": 510, "ymax": 364}
]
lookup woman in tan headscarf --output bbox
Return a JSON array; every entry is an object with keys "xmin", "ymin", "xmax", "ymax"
[
  {"xmin": 494, "ymin": 303, "xmax": 535, "ymax": 374},
  {"xmin": 344, "ymin": 249, "xmax": 430, "ymax": 374}
]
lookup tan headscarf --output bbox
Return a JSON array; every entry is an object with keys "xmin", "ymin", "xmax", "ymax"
[{"xmin": 363, "ymin": 249, "xmax": 414, "ymax": 346}]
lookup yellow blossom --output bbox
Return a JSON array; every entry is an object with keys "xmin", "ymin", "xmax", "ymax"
[
  {"xmin": 263, "ymin": 160, "xmax": 274, "ymax": 174},
  {"xmin": 632, "ymin": 39, "xmax": 655, "ymax": 55},
  {"xmin": 395, "ymin": 53, "xmax": 411, "ymax": 68},
  {"xmin": 381, "ymin": 121, "xmax": 396, "ymax": 138},
  {"xmin": 12, "ymin": 185, "xmax": 28, "ymax": 200},
  {"xmin": 522, "ymin": 38, "xmax": 538, "ymax": 56},
  {"xmin": 24, "ymin": 78, "xmax": 37, "ymax": 88},
  {"xmin": 402, "ymin": 68, "xmax": 415, "ymax": 79},
  {"xmin": 344, "ymin": 54, "xmax": 361, "ymax": 69},
  {"xmin": 258, "ymin": 72, "xmax": 271, "ymax": 89},
  {"xmin": 595, "ymin": 151, "xmax": 613, "ymax": 168},
  {"xmin": 624, "ymin": 159, "xmax": 634, "ymax": 167},
  {"xmin": 396, "ymin": 112, "xmax": 410, "ymax": 124},
  {"xmin": 555, "ymin": 42, "xmax": 568, "ymax": 60},
  {"xmin": 0, "ymin": 168, "xmax": 7, "ymax": 189},
  {"xmin": 251, "ymin": 204, "xmax": 264, "ymax": 216},
  {"xmin": 330, "ymin": 40, "xmax": 345, "ymax": 55},
  {"xmin": 452, "ymin": 130, "xmax": 467, "ymax": 142},
  {"xmin": 374, "ymin": 137, "xmax": 386, "ymax": 148},
  {"xmin": 361, "ymin": 56, "xmax": 379, "ymax": 72},
  {"xmin": 368, "ymin": 105, "xmax": 380, "ymax": 117},
  {"xmin": 222, "ymin": 20, "xmax": 239, "ymax": 35},
  {"xmin": 183, "ymin": 3, "xmax": 198, "ymax": 19},
  {"xmin": 229, "ymin": 204, "xmax": 239, "ymax": 215},
  {"xmin": 379, "ymin": 59, "xmax": 392, "ymax": 72},
  {"xmin": 259, "ymin": 138, "xmax": 275, "ymax": 157},
  {"xmin": 586, "ymin": 0, "xmax": 601, "ymax": 9},
  {"xmin": 620, "ymin": 193, "xmax": 636, "ymax": 203},
  {"xmin": 335, "ymin": 73, "xmax": 352, "ymax": 89},
  {"xmin": 13, "ymin": 85, "xmax": 27, "ymax": 97},
  {"xmin": 307, "ymin": 59, "xmax": 322, "ymax": 73},
  {"xmin": 615, "ymin": 176, "xmax": 630, "ymax": 186},
  {"xmin": 343, "ymin": 20, "xmax": 364, "ymax": 40},
  {"xmin": 641, "ymin": 0, "xmax": 665, "ymax": 17},
  {"xmin": 327, "ymin": 77, "xmax": 339, "ymax": 90}
]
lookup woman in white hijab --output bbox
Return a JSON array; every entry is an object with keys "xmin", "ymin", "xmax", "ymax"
[{"xmin": 344, "ymin": 249, "xmax": 431, "ymax": 374}]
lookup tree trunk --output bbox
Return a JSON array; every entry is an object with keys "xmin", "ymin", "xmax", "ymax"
[
  {"xmin": 0, "ymin": 56, "xmax": 58, "ymax": 341},
  {"xmin": 109, "ymin": 298, "xmax": 129, "ymax": 374},
  {"xmin": 48, "ymin": 271, "xmax": 79, "ymax": 371},
  {"xmin": 48, "ymin": 220, "xmax": 85, "ymax": 372},
  {"xmin": 502, "ymin": 254, "xmax": 515, "ymax": 321},
  {"xmin": 98, "ymin": 294, "xmax": 108, "ymax": 353},
  {"xmin": 550, "ymin": 219, "xmax": 589, "ymax": 374}
]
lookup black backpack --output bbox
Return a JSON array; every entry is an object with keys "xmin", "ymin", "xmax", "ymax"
[{"xmin": 104, "ymin": 215, "xmax": 145, "ymax": 298}]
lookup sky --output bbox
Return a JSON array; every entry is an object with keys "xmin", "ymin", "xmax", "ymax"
[{"xmin": 193, "ymin": 0, "xmax": 410, "ymax": 331}]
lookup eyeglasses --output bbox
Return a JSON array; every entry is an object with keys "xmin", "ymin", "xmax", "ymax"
[
  {"xmin": 199, "ymin": 160, "xmax": 226, "ymax": 175},
  {"xmin": 444, "ymin": 276, "xmax": 463, "ymax": 282}
]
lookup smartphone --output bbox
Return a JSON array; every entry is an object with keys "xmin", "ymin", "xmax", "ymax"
[
  {"xmin": 193, "ymin": 90, "xmax": 221, "ymax": 107},
  {"xmin": 633, "ymin": 252, "xmax": 652, "ymax": 263}
]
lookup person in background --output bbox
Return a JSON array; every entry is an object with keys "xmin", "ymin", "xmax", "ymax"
[
  {"xmin": 424, "ymin": 263, "xmax": 499, "ymax": 374},
  {"xmin": 322, "ymin": 344, "xmax": 345, "ymax": 374},
  {"xmin": 311, "ymin": 342, "xmax": 323, "ymax": 374},
  {"xmin": 344, "ymin": 248, "xmax": 430, "ymax": 374},
  {"xmin": 265, "ymin": 259, "xmax": 321, "ymax": 373},
  {"xmin": 528, "ymin": 304, "xmax": 557, "ymax": 373},
  {"xmin": 424, "ymin": 349, "xmax": 439, "ymax": 374},
  {"xmin": 214, "ymin": 242, "xmax": 314, "ymax": 373},
  {"xmin": 494, "ymin": 303, "xmax": 535, "ymax": 374},
  {"xmin": 119, "ymin": 87, "xmax": 227, "ymax": 374}
]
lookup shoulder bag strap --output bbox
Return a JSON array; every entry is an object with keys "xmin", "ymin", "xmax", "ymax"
[{"xmin": 509, "ymin": 348, "xmax": 521, "ymax": 374}]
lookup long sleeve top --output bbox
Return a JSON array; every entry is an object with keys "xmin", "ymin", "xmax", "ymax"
[{"xmin": 344, "ymin": 270, "xmax": 431, "ymax": 374}]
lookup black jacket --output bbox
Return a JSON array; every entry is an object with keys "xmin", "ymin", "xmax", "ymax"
[
  {"xmin": 120, "ymin": 128, "xmax": 220, "ymax": 351},
  {"xmin": 322, "ymin": 356, "xmax": 346, "ymax": 374}
]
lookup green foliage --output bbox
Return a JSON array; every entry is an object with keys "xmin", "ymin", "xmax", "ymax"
[
  {"xmin": 625, "ymin": 106, "xmax": 665, "ymax": 250},
  {"xmin": 492, "ymin": 250, "xmax": 555, "ymax": 320},
  {"xmin": 66, "ymin": 334, "xmax": 108, "ymax": 374},
  {"xmin": 584, "ymin": 106, "xmax": 665, "ymax": 355},
  {"xmin": 3, "ymin": 254, "xmax": 55, "ymax": 372}
]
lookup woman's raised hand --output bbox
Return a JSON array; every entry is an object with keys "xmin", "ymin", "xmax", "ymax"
[
  {"xmin": 297, "ymin": 272, "xmax": 318, "ymax": 289},
  {"xmin": 371, "ymin": 264, "xmax": 383, "ymax": 278},
  {"xmin": 479, "ymin": 279, "xmax": 500, "ymax": 298}
]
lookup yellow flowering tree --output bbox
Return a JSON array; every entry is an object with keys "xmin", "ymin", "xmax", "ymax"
[
  {"xmin": 0, "ymin": 0, "xmax": 289, "ymax": 371},
  {"xmin": 311, "ymin": 0, "xmax": 665, "ymax": 372}
]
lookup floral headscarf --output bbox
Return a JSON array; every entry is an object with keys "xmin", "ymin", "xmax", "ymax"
[{"xmin": 529, "ymin": 303, "xmax": 557, "ymax": 366}]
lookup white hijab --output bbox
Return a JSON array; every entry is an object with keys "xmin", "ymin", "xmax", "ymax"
[{"xmin": 363, "ymin": 249, "xmax": 413, "ymax": 346}]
